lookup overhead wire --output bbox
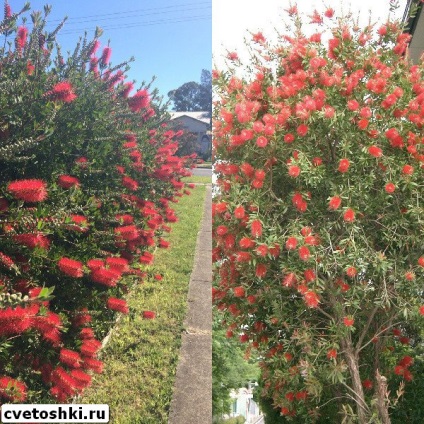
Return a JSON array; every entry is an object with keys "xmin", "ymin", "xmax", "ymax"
[{"xmin": 32, "ymin": 1, "xmax": 211, "ymax": 24}]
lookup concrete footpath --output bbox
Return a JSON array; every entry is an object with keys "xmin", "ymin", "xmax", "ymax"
[{"xmin": 168, "ymin": 184, "xmax": 212, "ymax": 424}]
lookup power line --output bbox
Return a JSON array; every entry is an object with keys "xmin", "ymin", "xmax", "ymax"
[
  {"xmin": 58, "ymin": 15, "xmax": 211, "ymax": 36},
  {"xmin": 26, "ymin": 1, "xmax": 211, "ymax": 25}
]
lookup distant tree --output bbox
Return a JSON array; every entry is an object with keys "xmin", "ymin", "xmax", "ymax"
[
  {"xmin": 168, "ymin": 69, "xmax": 212, "ymax": 115},
  {"xmin": 212, "ymin": 316, "xmax": 260, "ymax": 419}
]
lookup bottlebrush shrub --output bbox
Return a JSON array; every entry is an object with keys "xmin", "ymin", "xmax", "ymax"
[
  {"xmin": 213, "ymin": 4, "xmax": 424, "ymax": 423},
  {"xmin": 0, "ymin": 2, "xmax": 194, "ymax": 404}
]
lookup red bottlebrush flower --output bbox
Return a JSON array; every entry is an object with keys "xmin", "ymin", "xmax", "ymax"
[
  {"xmin": 420, "ymin": 305, "xmax": 424, "ymax": 315},
  {"xmin": 346, "ymin": 266, "xmax": 357, "ymax": 277},
  {"xmin": 0, "ymin": 376, "xmax": 27, "ymax": 402},
  {"xmin": 105, "ymin": 257, "xmax": 129, "ymax": 272},
  {"xmin": 128, "ymin": 89, "xmax": 150, "ymax": 112},
  {"xmin": 0, "ymin": 252, "xmax": 15, "ymax": 269},
  {"xmin": 347, "ymin": 100, "xmax": 359, "ymax": 111},
  {"xmin": 107, "ymin": 297, "xmax": 129, "ymax": 314},
  {"xmin": 297, "ymin": 124, "xmax": 308, "ymax": 136},
  {"xmin": 60, "ymin": 349, "xmax": 82, "ymax": 368},
  {"xmin": 240, "ymin": 162, "xmax": 255, "ymax": 178},
  {"xmin": 324, "ymin": 7, "xmax": 334, "ymax": 18},
  {"xmin": 70, "ymin": 369, "xmax": 92, "ymax": 387},
  {"xmin": 256, "ymin": 263, "xmax": 267, "ymax": 278},
  {"xmin": 234, "ymin": 206, "xmax": 245, "ymax": 219},
  {"xmin": 327, "ymin": 349, "xmax": 337, "ymax": 359},
  {"xmin": 239, "ymin": 237, "xmax": 255, "ymax": 249},
  {"xmin": 58, "ymin": 257, "xmax": 84, "ymax": 278},
  {"xmin": 304, "ymin": 290, "xmax": 320, "ymax": 308},
  {"xmin": 256, "ymin": 244, "xmax": 268, "ymax": 257},
  {"xmin": 233, "ymin": 286, "xmax": 245, "ymax": 297},
  {"xmin": 82, "ymin": 358, "xmax": 103, "ymax": 374},
  {"xmin": 343, "ymin": 208, "xmax": 355, "ymax": 222},
  {"xmin": 100, "ymin": 46, "xmax": 112, "ymax": 66},
  {"xmin": 139, "ymin": 252, "xmax": 154, "ymax": 265},
  {"xmin": 298, "ymin": 246, "xmax": 310, "ymax": 261},
  {"xmin": 385, "ymin": 182, "xmax": 396, "ymax": 193},
  {"xmin": 418, "ymin": 257, "xmax": 424, "ymax": 267},
  {"xmin": 80, "ymin": 328, "xmax": 95, "ymax": 340},
  {"xmin": 251, "ymin": 219, "xmax": 262, "ymax": 238},
  {"xmin": 87, "ymin": 259, "xmax": 104, "ymax": 271},
  {"xmin": 7, "ymin": 179, "xmax": 47, "ymax": 202},
  {"xmin": 143, "ymin": 310, "xmax": 155, "ymax": 319},
  {"xmin": 393, "ymin": 328, "xmax": 402, "ymax": 337},
  {"xmin": 399, "ymin": 355, "xmax": 414, "ymax": 368},
  {"xmin": 343, "ymin": 316, "xmax": 354, "ymax": 327},
  {"xmin": 121, "ymin": 81, "xmax": 134, "ymax": 98},
  {"xmin": 328, "ymin": 196, "xmax": 342, "ymax": 211},
  {"xmin": 57, "ymin": 175, "xmax": 80, "ymax": 189},
  {"xmin": 159, "ymin": 238, "xmax": 170, "ymax": 249},
  {"xmin": 405, "ymin": 271, "xmax": 415, "ymax": 281},
  {"xmin": 91, "ymin": 268, "xmax": 121, "ymax": 287},
  {"xmin": 312, "ymin": 157, "xmax": 323, "ymax": 166},
  {"xmin": 358, "ymin": 119, "xmax": 369, "ymax": 130},
  {"xmin": 402, "ymin": 164, "xmax": 414, "ymax": 175},
  {"xmin": 256, "ymin": 136, "xmax": 268, "ymax": 148},
  {"xmin": 338, "ymin": 158, "xmax": 350, "ymax": 173},
  {"xmin": 285, "ymin": 237, "xmax": 298, "ymax": 250},
  {"xmin": 80, "ymin": 339, "xmax": 102, "ymax": 357},
  {"xmin": 16, "ymin": 26, "xmax": 28, "ymax": 50},
  {"xmin": 368, "ymin": 145, "xmax": 383, "ymax": 157},
  {"xmin": 288, "ymin": 165, "xmax": 301, "ymax": 178},
  {"xmin": 304, "ymin": 268, "xmax": 316, "ymax": 282},
  {"xmin": 235, "ymin": 251, "xmax": 252, "ymax": 262},
  {"xmin": 115, "ymin": 225, "xmax": 139, "ymax": 241},
  {"xmin": 27, "ymin": 60, "xmax": 35, "ymax": 75},
  {"xmin": 281, "ymin": 272, "xmax": 297, "ymax": 287},
  {"xmin": 122, "ymin": 176, "xmax": 139, "ymax": 191},
  {"xmin": 13, "ymin": 233, "xmax": 50, "ymax": 250},
  {"xmin": 4, "ymin": 3, "xmax": 12, "ymax": 19},
  {"xmin": 216, "ymin": 225, "xmax": 228, "ymax": 236},
  {"xmin": 285, "ymin": 391, "xmax": 295, "ymax": 402},
  {"xmin": 394, "ymin": 365, "xmax": 404, "ymax": 375},
  {"xmin": 403, "ymin": 369, "xmax": 413, "ymax": 381},
  {"xmin": 362, "ymin": 379, "xmax": 373, "ymax": 390},
  {"xmin": 284, "ymin": 133, "xmax": 295, "ymax": 143},
  {"xmin": 399, "ymin": 336, "xmax": 410, "ymax": 345},
  {"xmin": 47, "ymin": 81, "xmax": 77, "ymax": 103}
]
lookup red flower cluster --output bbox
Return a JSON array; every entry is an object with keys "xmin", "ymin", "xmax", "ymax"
[
  {"xmin": 58, "ymin": 257, "xmax": 84, "ymax": 278},
  {"xmin": 106, "ymin": 297, "xmax": 129, "ymax": 314},
  {"xmin": 46, "ymin": 81, "xmax": 77, "ymax": 103},
  {"xmin": 7, "ymin": 179, "xmax": 47, "ymax": 202}
]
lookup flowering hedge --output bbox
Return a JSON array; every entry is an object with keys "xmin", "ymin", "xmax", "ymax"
[
  {"xmin": 213, "ymin": 4, "xmax": 423, "ymax": 422},
  {"xmin": 0, "ymin": 3, "xmax": 194, "ymax": 403}
]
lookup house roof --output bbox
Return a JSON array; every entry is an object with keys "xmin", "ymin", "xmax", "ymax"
[{"xmin": 170, "ymin": 111, "xmax": 210, "ymax": 125}]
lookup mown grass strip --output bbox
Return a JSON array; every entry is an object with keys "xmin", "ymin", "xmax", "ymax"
[
  {"xmin": 182, "ymin": 175, "xmax": 211, "ymax": 184},
  {"xmin": 81, "ymin": 185, "xmax": 208, "ymax": 424}
]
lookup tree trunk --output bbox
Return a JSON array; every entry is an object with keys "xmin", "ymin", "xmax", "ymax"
[
  {"xmin": 343, "ymin": 340, "xmax": 368, "ymax": 424},
  {"xmin": 375, "ymin": 369, "xmax": 391, "ymax": 424}
]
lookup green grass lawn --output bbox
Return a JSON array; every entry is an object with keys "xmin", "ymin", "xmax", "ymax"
[
  {"xmin": 182, "ymin": 175, "xmax": 211, "ymax": 184},
  {"xmin": 81, "ymin": 184, "xmax": 207, "ymax": 424}
]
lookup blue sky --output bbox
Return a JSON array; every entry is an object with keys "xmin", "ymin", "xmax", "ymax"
[{"xmin": 7, "ymin": 0, "xmax": 211, "ymax": 107}]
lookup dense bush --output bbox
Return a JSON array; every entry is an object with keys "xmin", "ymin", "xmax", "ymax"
[
  {"xmin": 213, "ymin": 3, "xmax": 423, "ymax": 423},
  {"xmin": 0, "ymin": 2, "xmax": 194, "ymax": 403}
]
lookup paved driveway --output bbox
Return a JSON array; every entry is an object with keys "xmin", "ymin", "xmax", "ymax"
[{"xmin": 191, "ymin": 167, "xmax": 212, "ymax": 177}]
